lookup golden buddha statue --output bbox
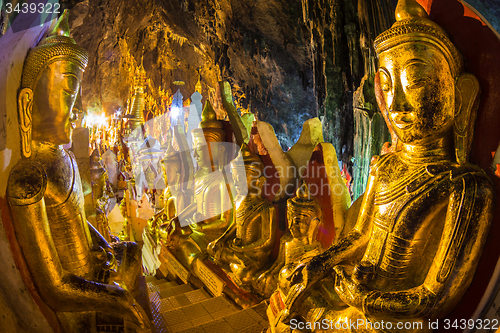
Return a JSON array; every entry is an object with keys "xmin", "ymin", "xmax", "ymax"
[
  {"xmin": 269, "ymin": 1, "xmax": 494, "ymax": 331},
  {"xmin": 6, "ymin": 12, "xmax": 151, "ymax": 332},
  {"xmin": 253, "ymin": 182, "xmax": 323, "ymax": 298},
  {"xmin": 146, "ymin": 144, "xmax": 184, "ymax": 243},
  {"xmin": 89, "ymin": 148, "xmax": 114, "ymax": 242},
  {"xmin": 160, "ymin": 101, "xmax": 232, "ymax": 272},
  {"xmin": 208, "ymin": 143, "xmax": 277, "ymax": 290},
  {"xmin": 165, "ymin": 102, "xmax": 231, "ymax": 240}
]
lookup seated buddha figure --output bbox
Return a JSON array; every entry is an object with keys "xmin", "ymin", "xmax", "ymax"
[
  {"xmin": 89, "ymin": 148, "xmax": 115, "ymax": 242},
  {"xmin": 162, "ymin": 102, "xmax": 232, "ymax": 270},
  {"xmin": 253, "ymin": 182, "xmax": 323, "ymax": 298},
  {"xmin": 6, "ymin": 12, "xmax": 151, "ymax": 332},
  {"xmin": 208, "ymin": 143, "xmax": 277, "ymax": 290},
  {"xmin": 147, "ymin": 144, "xmax": 184, "ymax": 243},
  {"xmin": 271, "ymin": 1, "xmax": 494, "ymax": 331}
]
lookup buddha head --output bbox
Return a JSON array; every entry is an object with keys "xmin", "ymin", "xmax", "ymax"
[
  {"xmin": 287, "ymin": 182, "xmax": 322, "ymax": 241},
  {"xmin": 17, "ymin": 10, "xmax": 88, "ymax": 158},
  {"xmin": 191, "ymin": 101, "xmax": 225, "ymax": 170},
  {"xmin": 231, "ymin": 143, "xmax": 265, "ymax": 197},
  {"xmin": 144, "ymin": 163, "xmax": 157, "ymax": 189},
  {"xmin": 374, "ymin": 0, "xmax": 479, "ymax": 164},
  {"xmin": 161, "ymin": 143, "xmax": 182, "ymax": 189}
]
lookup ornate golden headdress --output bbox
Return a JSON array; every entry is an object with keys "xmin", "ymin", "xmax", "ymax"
[
  {"xmin": 21, "ymin": 10, "xmax": 88, "ymax": 90},
  {"xmin": 191, "ymin": 101, "xmax": 225, "ymax": 143},
  {"xmin": 374, "ymin": 0, "xmax": 463, "ymax": 78},
  {"xmin": 231, "ymin": 143, "xmax": 264, "ymax": 175},
  {"xmin": 287, "ymin": 181, "xmax": 322, "ymax": 220}
]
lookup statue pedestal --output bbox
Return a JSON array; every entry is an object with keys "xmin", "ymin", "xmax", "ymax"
[
  {"xmin": 160, "ymin": 248, "xmax": 190, "ymax": 284},
  {"xmin": 201, "ymin": 260, "xmax": 261, "ymax": 308},
  {"xmin": 194, "ymin": 259, "xmax": 225, "ymax": 296}
]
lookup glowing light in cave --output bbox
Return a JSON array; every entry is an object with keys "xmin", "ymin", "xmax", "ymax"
[
  {"xmin": 170, "ymin": 106, "xmax": 181, "ymax": 119},
  {"xmin": 86, "ymin": 112, "xmax": 108, "ymax": 127}
]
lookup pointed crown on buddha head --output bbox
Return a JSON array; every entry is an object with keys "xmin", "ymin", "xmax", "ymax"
[
  {"xmin": 191, "ymin": 101, "xmax": 225, "ymax": 144},
  {"xmin": 231, "ymin": 143, "xmax": 264, "ymax": 175},
  {"xmin": 21, "ymin": 10, "xmax": 88, "ymax": 90},
  {"xmin": 374, "ymin": 0, "xmax": 463, "ymax": 78},
  {"xmin": 288, "ymin": 181, "xmax": 322, "ymax": 221}
]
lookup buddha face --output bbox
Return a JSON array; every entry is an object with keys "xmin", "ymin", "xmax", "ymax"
[
  {"xmin": 161, "ymin": 160, "xmax": 181, "ymax": 187},
  {"xmin": 287, "ymin": 211, "xmax": 311, "ymax": 239},
  {"xmin": 193, "ymin": 138, "xmax": 213, "ymax": 169},
  {"xmin": 232, "ymin": 165, "xmax": 247, "ymax": 196},
  {"xmin": 232, "ymin": 165, "xmax": 262, "ymax": 196},
  {"xmin": 378, "ymin": 43, "xmax": 456, "ymax": 145},
  {"xmin": 31, "ymin": 60, "xmax": 83, "ymax": 144}
]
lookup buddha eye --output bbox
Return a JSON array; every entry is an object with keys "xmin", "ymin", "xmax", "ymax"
[
  {"xmin": 381, "ymin": 82, "xmax": 391, "ymax": 92},
  {"xmin": 407, "ymin": 79, "xmax": 428, "ymax": 90},
  {"xmin": 378, "ymin": 69, "xmax": 392, "ymax": 92},
  {"xmin": 64, "ymin": 89, "xmax": 78, "ymax": 98},
  {"xmin": 403, "ymin": 62, "xmax": 429, "ymax": 90}
]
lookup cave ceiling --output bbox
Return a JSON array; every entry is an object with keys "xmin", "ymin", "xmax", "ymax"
[{"xmin": 63, "ymin": 0, "xmax": 316, "ymax": 150}]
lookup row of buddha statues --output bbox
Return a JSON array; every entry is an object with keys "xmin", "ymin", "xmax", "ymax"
[{"xmin": 3, "ymin": 0, "xmax": 496, "ymax": 332}]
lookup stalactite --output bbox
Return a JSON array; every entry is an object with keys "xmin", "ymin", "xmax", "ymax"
[{"xmin": 302, "ymin": 0, "xmax": 393, "ymax": 200}]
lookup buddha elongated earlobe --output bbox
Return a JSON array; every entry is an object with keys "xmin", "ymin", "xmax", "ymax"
[
  {"xmin": 18, "ymin": 88, "xmax": 33, "ymax": 158},
  {"xmin": 454, "ymin": 73, "xmax": 480, "ymax": 165}
]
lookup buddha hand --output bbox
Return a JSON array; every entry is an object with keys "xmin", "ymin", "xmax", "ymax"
[
  {"xmin": 125, "ymin": 295, "xmax": 153, "ymax": 332},
  {"xmin": 282, "ymin": 255, "xmax": 329, "ymax": 321},
  {"xmin": 255, "ymin": 271, "xmax": 276, "ymax": 297},
  {"xmin": 207, "ymin": 239, "xmax": 222, "ymax": 260},
  {"xmin": 334, "ymin": 265, "xmax": 369, "ymax": 309}
]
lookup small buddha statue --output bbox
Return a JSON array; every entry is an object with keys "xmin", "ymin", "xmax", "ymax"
[
  {"xmin": 253, "ymin": 182, "xmax": 323, "ymax": 298},
  {"xmin": 160, "ymin": 144, "xmax": 185, "ymax": 219},
  {"xmin": 6, "ymin": 12, "xmax": 151, "ymax": 332},
  {"xmin": 89, "ymin": 148, "xmax": 114, "ymax": 242},
  {"xmin": 270, "ymin": 1, "xmax": 494, "ymax": 331},
  {"xmin": 208, "ymin": 143, "xmax": 277, "ymax": 290},
  {"xmin": 146, "ymin": 144, "xmax": 184, "ymax": 243}
]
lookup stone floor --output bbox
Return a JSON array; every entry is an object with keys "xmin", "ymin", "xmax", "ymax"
[{"xmin": 146, "ymin": 275, "xmax": 269, "ymax": 333}]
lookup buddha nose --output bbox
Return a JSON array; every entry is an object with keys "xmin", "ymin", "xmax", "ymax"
[{"xmin": 389, "ymin": 79, "xmax": 412, "ymax": 113}]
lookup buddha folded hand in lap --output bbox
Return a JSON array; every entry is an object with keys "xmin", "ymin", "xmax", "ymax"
[
  {"xmin": 207, "ymin": 143, "xmax": 277, "ymax": 290},
  {"xmin": 271, "ymin": 0, "xmax": 494, "ymax": 332},
  {"xmin": 6, "ymin": 12, "xmax": 151, "ymax": 332}
]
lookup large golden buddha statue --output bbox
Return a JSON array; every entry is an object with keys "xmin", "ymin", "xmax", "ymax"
[
  {"xmin": 208, "ymin": 143, "xmax": 277, "ymax": 290},
  {"xmin": 253, "ymin": 182, "xmax": 323, "ymax": 298},
  {"xmin": 185, "ymin": 101, "xmax": 231, "ymax": 238},
  {"xmin": 269, "ymin": 0, "xmax": 494, "ymax": 331},
  {"xmin": 6, "ymin": 12, "xmax": 151, "ymax": 332},
  {"xmin": 162, "ymin": 101, "xmax": 232, "ymax": 271}
]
